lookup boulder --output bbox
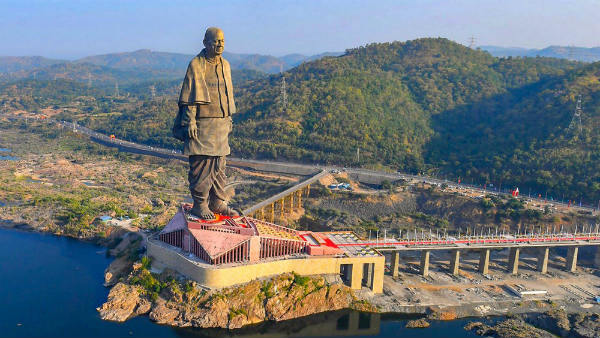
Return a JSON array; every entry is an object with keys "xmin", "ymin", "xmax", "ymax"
[
  {"xmin": 97, "ymin": 283, "xmax": 146, "ymax": 322},
  {"xmin": 406, "ymin": 318, "xmax": 430, "ymax": 328}
]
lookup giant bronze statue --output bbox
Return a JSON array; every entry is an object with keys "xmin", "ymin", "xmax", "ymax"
[{"xmin": 173, "ymin": 27, "xmax": 239, "ymax": 220}]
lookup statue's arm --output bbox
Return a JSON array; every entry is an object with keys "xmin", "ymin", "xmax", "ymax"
[
  {"xmin": 181, "ymin": 105, "xmax": 198, "ymax": 140},
  {"xmin": 181, "ymin": 104, "xmax": 196, "ymax": 126}
]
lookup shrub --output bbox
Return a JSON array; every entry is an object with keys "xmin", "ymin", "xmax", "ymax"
[
  {"xmin": 140, "ymin": 256, "xmax": 151, "ymax": 270},
  {"xmin": 260, "ymin": 281, "xmax": 274, "ymax": 298},
  {"xmin": 293, "ymin": 272, "xmax": 310, "ymax": 286}
]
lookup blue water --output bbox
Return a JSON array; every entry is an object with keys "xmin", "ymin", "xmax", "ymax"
[
  {"xmin": 0, "ymin": 148, "xmax": 17, "ymax": 160},
  {"xmin": 0, "ymin": 229, "xmax": 486, "ymax": 337}
]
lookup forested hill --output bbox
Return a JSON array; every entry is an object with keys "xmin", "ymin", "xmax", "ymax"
[
  {"xmin": 7, "ymin": 38, "xmax": 600, "ymax": 201},
  {"xmin": 232, "ymin": 38, "xmax": 580, "ymax": 168},
  {"xmin": 427, "ymin": 61, "xmax": 600, "ymax": 202},
  {"xmin": 232, "ymin": 38, "xmax": 600, "ymax": 201}
]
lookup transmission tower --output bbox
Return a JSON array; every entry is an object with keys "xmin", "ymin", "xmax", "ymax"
[
  {"xmin": 568, "ymin": 95, "xmax": 583, "ymax": 133},
  {"xmin": 279, "ymin": 66, "xmax": 287, "ymax": 113},
  {"xmin": 87, "ymin": 72, "xmax": 92, "ymax": 87},
  {"xmin": 150, "ymin": 85, "xmax": 156, "ymax": 99},
  {"xmin": 468, "ymin": 36, "xmax": 476, "ymax": 49},
  {"xmin": 114, "ymin": 82, "xmax": 119, "ymax": 98},
  {"xmin": 567, "ymin": 46, "xmax": 575, "ymax": 60}
]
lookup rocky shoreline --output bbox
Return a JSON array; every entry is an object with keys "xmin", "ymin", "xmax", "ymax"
[
  {"xmin": 97, "ymin": 264, "xmax": 376, "ymax": 329},
  {"xmin": 464, "ymin": 309, "xmax": 600, "ymax": 338},
  {"xmin": 4, "ymin": 224, "xmax": 599, "ymax": 336}
]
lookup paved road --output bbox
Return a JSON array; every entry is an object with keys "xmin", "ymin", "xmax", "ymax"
[{"xmin": 13, "ymin": 115, "xmax": 596, "ymax": 214}]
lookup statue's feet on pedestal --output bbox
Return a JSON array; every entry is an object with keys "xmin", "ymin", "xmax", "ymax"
[
  {"xmin": 209, "ymin": 200, "xmax": 240, "ymax": 217},
  {"xmin": 190, "ymin": 203, "xmax": 215, "ymax": 220}
]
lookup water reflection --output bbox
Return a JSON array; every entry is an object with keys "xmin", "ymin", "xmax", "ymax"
[{"xmin": 171, "ymin": 310, "xmax": 382, "ymax": 338}]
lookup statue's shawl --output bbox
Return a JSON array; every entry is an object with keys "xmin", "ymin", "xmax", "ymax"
[{"xmin": 178, "ymin": 49, "xmax": 236, "ymax": 114}]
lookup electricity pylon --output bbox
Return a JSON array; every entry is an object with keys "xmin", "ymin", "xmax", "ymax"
[{"xmin": 568, "ymin": 95, "xmax": 583, "ymax": 134}]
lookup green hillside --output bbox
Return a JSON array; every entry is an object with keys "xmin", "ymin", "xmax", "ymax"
[
  {"xmin": 427, "ymin": 62, "xmax": 600, "ymax": 202},
  {"xmin": 5, "ymin": 38, "xmax": 599, "ymax": 202},
  {"xmin": 232, "ymin": 38, "xmax": 579, "ymax": 170}
]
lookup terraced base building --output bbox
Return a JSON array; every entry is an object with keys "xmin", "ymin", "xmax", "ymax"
[{"xmin": 147, "ymin": 205, "xmax": 384, "ymax": 293}]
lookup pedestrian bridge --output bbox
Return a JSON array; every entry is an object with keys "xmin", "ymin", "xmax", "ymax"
[{"xmin": 346, "ymin": 230, "xmax": 600, "ymax": 278}]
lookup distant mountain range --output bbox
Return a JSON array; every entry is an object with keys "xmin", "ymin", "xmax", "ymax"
[
  {"xmin": 0, "ymin": 56, "xmax": 66, "ymax": 73},
  {"xmin": 2, "ymin": 45, "xmax": 599, "ymax": 86},
  {"xmin": 480, "ymin": 45, "xmax": 600, "ymax": 62},
  {"xmin": 0, "ymin": 49, "xmax": 344, "ymax": 85}
]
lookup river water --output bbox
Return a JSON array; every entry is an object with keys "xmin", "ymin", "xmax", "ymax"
[
  {"xmin": 0, "ymin": 147, "xmax": 17, "ymax": 160},
  {"xmin": 0, "ymin": 229, "xmax": 487, "ymax": 337}
]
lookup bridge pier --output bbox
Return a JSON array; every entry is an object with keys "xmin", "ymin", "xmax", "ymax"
[
  {"xmin": 279, "ymin": 199, "xmax": 284, "ymax": 222},
  {"xmin": 390, "ymin": 251, "xmax": 400, "ymax": 277},
  {"xmin": 508, "ymin": 247, "xmax": 520, "ymax": 275},
  {"xmin": 255, "ymin": 208, "xmax": 263, "ymax": 220},
  {"xmin": 537, "ymin": 247, "xmax": 549, "ymax": 274},
  {"xmin": 420, "ymin": 250, "xmax": 430, "ymax": 277},
  {"xmin": 595, "ymin": 246, "xmax": 600, "ymax": 268},
  {"xmin": 449, "ymin": 249, "xmax": 460, "ymax": 276},
  {"xmin": 566, "ymin": 246, "xmax": 578, "ymax": 272},
  {"xmin": 295, "ymin": 190, "xmax": 302, "ymax": 208},
  {"xmin": 479, "ymin": 249, "xmax": 490, "ymax": 274}
]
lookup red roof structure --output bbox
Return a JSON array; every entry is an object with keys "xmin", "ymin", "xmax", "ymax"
[{"xmin": 158, "ymin": 204, "xmax": 344, "ymax": 265}]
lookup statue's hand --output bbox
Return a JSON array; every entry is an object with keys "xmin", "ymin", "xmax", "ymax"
[{"xmin": 188, "ymin": 123, "xmax": 198, "ymax": 140}]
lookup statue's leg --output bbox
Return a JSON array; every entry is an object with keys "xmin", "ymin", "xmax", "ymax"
[
  {"xmin": 209, "ymin": 156, "xmax": 239, "ymax": 216},
  {"xmin": 188, "ymin": 155, "xmax": 215, "ymax": 220}
]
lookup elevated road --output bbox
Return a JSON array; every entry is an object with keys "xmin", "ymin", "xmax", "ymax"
[
  {"xmin": 22, "ymin": 116, "xmax": 597, "ymax": 213},
  {"xmin": 243, "ymin": 170, "xmax": 328, "ymax": 216},
  {"xmin": 340, "ymin": 233, "xmax": 600, "ymax": 251},
  {"xmin": 329, "ymin": 230, "xmax": 600, "ymax": 277}
]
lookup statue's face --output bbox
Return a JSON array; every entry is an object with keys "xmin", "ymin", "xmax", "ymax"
[{"xmin": 204, "ymin": 30, "xmax": 225, "ymax": 56}]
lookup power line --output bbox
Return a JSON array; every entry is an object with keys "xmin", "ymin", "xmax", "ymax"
[
  {"xmin": 567, "ymin": 45, "xmax": 575, "ymax": 60},
  {"xmin": 468, "ymin": 36, "xmax": 476, "ymax": 49},
  {"xmin": 279, "ymin": 65, "xmax": 287, "ymax": 113},
  {"xmin": 568, "ymin": 95, "xmax": 583, "ymax": 134}
]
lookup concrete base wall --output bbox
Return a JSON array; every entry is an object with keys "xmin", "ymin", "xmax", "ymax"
[{"xmin": 148, "ymin": 239, "xmax": 384, "ymax": 293}]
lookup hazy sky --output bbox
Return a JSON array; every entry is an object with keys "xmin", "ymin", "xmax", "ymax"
[{"xmin": 1, "ymin": 0, "xmax": 600, "ymax": 59}]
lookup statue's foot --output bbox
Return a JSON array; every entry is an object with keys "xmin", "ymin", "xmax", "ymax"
[
  {"xmin": 209, "ymin": 200, "xmax": 240, "ymax": 217},
  {"xmin": 190, "ymin": 203, "xmax": 215, "ymax": 220}
]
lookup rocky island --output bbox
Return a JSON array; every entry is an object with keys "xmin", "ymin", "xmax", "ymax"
[{"xmin": 98, "ymin": 262, "xmax": 375, "ymax": 329}]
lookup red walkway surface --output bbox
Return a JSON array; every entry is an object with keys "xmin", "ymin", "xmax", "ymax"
[{"xmin": 336, "ymin": 235, "xmax": 600, "ymax": 247}]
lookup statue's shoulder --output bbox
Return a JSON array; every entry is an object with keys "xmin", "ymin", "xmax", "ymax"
[{"xmin": 188, "ymin": 54, "xmax": 205, "ymax": 68}]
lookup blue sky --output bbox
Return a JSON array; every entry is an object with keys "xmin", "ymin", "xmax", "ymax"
[{"xmin": 1, "ymin": 0, "xmax": 599, "ymax": 59}]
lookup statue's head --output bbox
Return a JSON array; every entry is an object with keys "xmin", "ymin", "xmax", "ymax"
[{"xmin": 203, "ymin": 27, "xmax": 225, "ymax": 57}]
